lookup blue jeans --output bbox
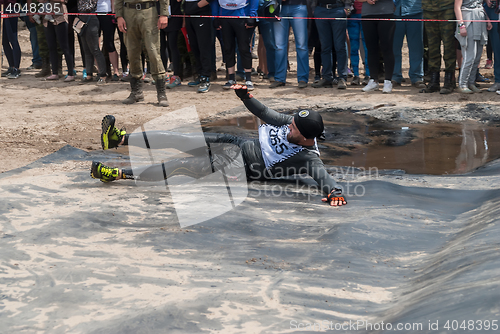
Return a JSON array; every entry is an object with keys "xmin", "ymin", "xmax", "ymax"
[
  {"xmin": 347, "ymin": 13, "xmax": 369, "ymax": 77},
  {"xmin": 485, "ymin": 5, "xmax": 500, "ymax": 83},
  {"xmin": 314, "ymin": 6, "xmax": 348, "ymax": 81},
  {"xmin": 259, "ymin": 19, "xmax": 276, "ymax": 78},
  {"xmin": 22, "ymin": 16, "xmax": 42, "ymax": 65},
  {"xmin": 273, "ymin": 4, "xmax": 309, "ymax": 83},
  {"xmin": 392, "ymin": 13, "xmax": 424, "ymax": 84}
]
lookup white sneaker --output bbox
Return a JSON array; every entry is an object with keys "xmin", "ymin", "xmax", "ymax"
[
  {"xmin": 245, "ymin": 81, "xmax": 254, "ymax": 91},
  {"xmin": 496, "ymin": 90, "xmax": 500, "ymax": 95},
  {"xmin": 382, "ymin": 80, "xmax": 393, "ymax": 94},
  {"xmin": 362, "ymin": 79, "xmax": 379, "ymax": 92},
  {"xmin": 488, "ymin": 82, "xmax": 500, "ymax": 92}
]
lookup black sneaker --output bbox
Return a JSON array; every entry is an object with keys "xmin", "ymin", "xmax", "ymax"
[
  {"xmin": 223, "ymin": 80, "xmax": 236, "ymax": 89},
  {"xmin": 312, "ymin": 79, "xmax": 333, "ymax": 88},
  {"xmin": 91, "ymin": 161, "xmax": 120, "ymax": 182},
  {"xmin": 198, "ymin": 76, "xmax": 211, "ymax": 93},
  {"xmin": 101, "ymin": 115, "xmax": 126, "ymax": 150},
  {"xmin": 7, "ymin": 68, "xmax": 21, "ymax": 79},
  {"xmin": 2, "ymin": 67, "xmax": 14, "ymax": 77}
]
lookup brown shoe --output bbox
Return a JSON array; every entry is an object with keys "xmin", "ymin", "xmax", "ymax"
[
  {"xmin": 270, "ymin": 81, "xmax": 285, "ymax": 88},
  {"xmin": 298, "ymin": 81, "xmax": 307, "ymax": 88}
]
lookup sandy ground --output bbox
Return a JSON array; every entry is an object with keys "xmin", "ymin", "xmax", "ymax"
[
  {"xmin": 3, "ymin": 23, "xmax": 500, "ymax": 334},
  {"xmin": 2, "ymin": 22, "xmax": 500, "ymax": 174}
]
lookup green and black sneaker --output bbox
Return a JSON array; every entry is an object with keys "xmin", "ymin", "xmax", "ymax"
[
  {"xmin": 101, "ymin": 115, "xmax": 126, "ymax": 150},
  {"xmin": 90, "ymin": 161, "xmax": 120, "ymax": 182}
]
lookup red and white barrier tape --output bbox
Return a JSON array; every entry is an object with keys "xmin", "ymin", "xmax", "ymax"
[{"xmin": 0, "ymin": 11, "xmax": 497, "ymax": 23}]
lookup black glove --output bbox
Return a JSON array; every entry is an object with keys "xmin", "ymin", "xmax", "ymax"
[
  {"xmin": 326, "ymin": 188, "xmax": 346, "ymax": 204},
  {"xmin": 245, "ymin": 18, "xmax": 256, "ymax": 28},
  {"xmin": 233, "ymin": 85, "xmax": 253, "ymax": 100}
]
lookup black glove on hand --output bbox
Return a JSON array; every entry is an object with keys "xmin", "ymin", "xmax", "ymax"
[
  {"xmin": 322, "ymin": 188, "xmax": 347, "ymax": 206},
  {"xmin": 245, "ymin": 18, "xmax": 256, "ymax": 27},
  {"xmin": 233, "ymin": 85, "xmax": 253, "ymax": 100}
]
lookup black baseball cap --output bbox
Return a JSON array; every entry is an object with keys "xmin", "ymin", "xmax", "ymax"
[{"xmin": 294, "ymin": 110, "xmax": 324, "ymax": 139}]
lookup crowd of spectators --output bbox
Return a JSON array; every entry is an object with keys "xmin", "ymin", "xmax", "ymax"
[{"xmin": 1, "ymin": 0, "xmax": 499, "ymax": 95}]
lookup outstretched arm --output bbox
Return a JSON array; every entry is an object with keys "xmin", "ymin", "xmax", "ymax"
[{"xmin": 233, "ymin": 84, "xmax": 292, "ymax": 126}]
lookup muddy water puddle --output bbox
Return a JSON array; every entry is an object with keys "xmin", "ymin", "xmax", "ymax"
[{"xmin": 203, "ymin": 111, "xmax": 500, "ymax": 175}]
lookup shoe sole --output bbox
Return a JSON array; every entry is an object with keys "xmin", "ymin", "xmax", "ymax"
[
  {"xmin": 101, "ymin": 115, "xmax": 116, "ymax": 150},
  {"xmin": 90, "ymin": 161, "xmax": 99, "ymax": 179}
]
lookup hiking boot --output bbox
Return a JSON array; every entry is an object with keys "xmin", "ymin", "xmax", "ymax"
[
  {"xmin": 122, "ymin": 77, "xmax": 144, "ymax": 104},
  {"xmin": 337, "ymin": 78, "xmax": 347, "ymax": 89},
  {"xmin": 312, "ymin": 78, "xmax": 333, "ymax": 88},
  {"xmin": 35, "ymin": 57, "xmax": 51, "ymax": 78},
  {"xmin": 198, "ymin": 76, "xmax": 211, "ymax": 93},
  {"xmin": 101, "ymin": 115, "xmax": 126, "ymax": 150},
  {"xmin": 156, "ymin": 77, "xmax": 169, "ymax": 107},
  {"xmin": 269, "ymin": 81, "xmax": 285, "ymax": 88},
  {"xmin": 440, "ymin": 72, "xmax": 454, "ymax": 94},
  {"xmin": 223, "ymin": 79, "xmax": 237, "ymax": 89},
  {"xmin": 91, "ymin": 161, "xmax": 120, "ymax": 182},
  {"xmin": 351, "ymin": 76, "xmax": 360, "ymax": 85},
  {"xmin": 426, "ymin": 71, "xmax": 440, "ymax": 92}
]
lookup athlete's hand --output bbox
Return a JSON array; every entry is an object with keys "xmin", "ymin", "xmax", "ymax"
[
  {"xmin": 158, "ymin": 15, "xmax": 168, "ymax": 30},
  {"xmin": 245, "ymin": 17, "xmax": 256, "ymax": 28},
  {"xmin": 232, "ymin": 84, "xmax": 253, "ymax": 100},
  {"xmin": 213, "ymin": 18, "xmax": 221, "ymax": 30},
  {"xmin": 117, "ymin": 17, "xmax": 127, "ymax": 33},
  {"xmin": 322, "ymin": 189, "xmax": 347, "ymax": 206}
]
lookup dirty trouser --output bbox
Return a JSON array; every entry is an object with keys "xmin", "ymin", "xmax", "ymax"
[
  {"xmin": 424, "ymin": 9, "xmax": 457, "ymax": 73},
  {"xmin": 123, "ymin": 6, "xmax": 165, "ymax": 81},
  {"xmin": 123, "ymin": 132, "xmax": 246, "ymax": 181}
]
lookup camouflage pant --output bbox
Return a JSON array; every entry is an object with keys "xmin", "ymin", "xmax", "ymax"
[
  {"xmin": 123, "ymin": 6, "xmax": 165, "ymax": 80},
  {"xmin": 36, "ymin": 24, "xmax": 49, "ymax": 59},
  {"xmin": 424, "ymin": 8, "xmax": 457, "ymax": 73}
]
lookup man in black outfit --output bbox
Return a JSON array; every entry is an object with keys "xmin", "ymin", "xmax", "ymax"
[{"xmin": 91, "ymin": 85, "xmax": 347, "ymax": 207}]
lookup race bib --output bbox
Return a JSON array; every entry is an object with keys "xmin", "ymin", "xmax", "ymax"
[
  {"xmin": 219, "ymin": 0, "xmax": 248, "ymax": 10},
  {"xmin": 258, "ymin": 124, "xmax": 304, "ymax": 170}
]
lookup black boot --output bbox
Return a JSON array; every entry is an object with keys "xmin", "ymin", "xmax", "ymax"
[
  {"xmin": 155, "ymin": 77, "xmax": 169, "ymax": 107},
  {"xmin": 427, "ymin": 71, "xmax": 440, "ymax": 92},
  {"xmin": 122, "ymin": 77, "xmax": 144, "ymax": 104},
  {"xmin": 35, "ymin": 57, "xmax": 51, "ymax": 78},
  {"xmin": 440, "ymin": 72, "xmax": 454, "ymax": 94}
]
